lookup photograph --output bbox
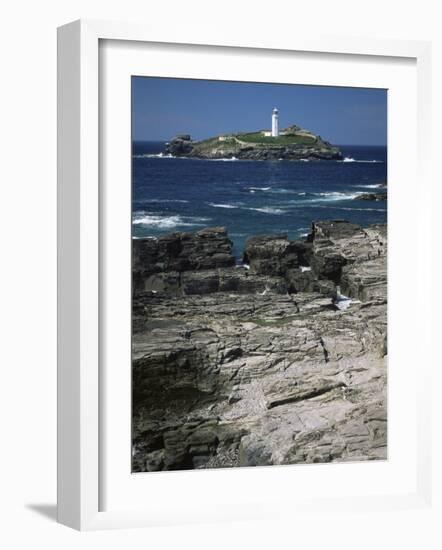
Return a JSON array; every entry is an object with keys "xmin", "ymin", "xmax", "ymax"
[{"xmin": 131, "ymin": 77, "xmax": 388, "ymax": 472}]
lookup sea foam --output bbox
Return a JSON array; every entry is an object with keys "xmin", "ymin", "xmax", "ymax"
[
  {"xmin": 208, "ymin": 203, "xmax": 240, "ymax": 209},
  {"xmin": 341, "ymin": 157, "xmax": 382, "ymax": 163},
  {"xmin": 208, "ymin": 156, "xmax": 239, "ymax": 162},
  {"xmin": 357, "ymin": 184, "xmax": 385, "ymax": 189},
  {"xmin": 248, "ymin": 207, "xmax": 285, "ymax": 215},
  {"xmin": 132, "ymin": 152, "xmax": 175, "ymax": 159},
  {"xmin": 132, "ymin": 213, "xmax": 210, "ymax": 229}
]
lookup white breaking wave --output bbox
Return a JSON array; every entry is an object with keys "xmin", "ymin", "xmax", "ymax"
[
  {"xmin": 247, "ymin": 207, "xmax": 285, "ymax": 215},
  {"xmin": 341, "ymin": 157, "xmax": 382, "ymax": 163},
  {"xmin": 133, "ymin": 152, "xmax": 175, "ymax": 159},
  {"xmin": 286, "ymin": 191, "xmax": 359, "ymax": 204},
  {"xmin": 208, "ymin": 203, "xmax": 239, "ymax": 209},
  {"xmin": 248, "ymin": 186, "xmax": 272, "ymax": 191},
  {"xmin": 356, "ymin": 184, "xmax": 385, "ymax": 189},
  {"xmin": 132, "ymin": 213, "xmax": 210, "ymax": 229},
  {"xmin": 266, "ymin": 188, "xmax": 305, "ymax": 195},
  {"xmin": 267, "ymin": 190, "xmax": 357, "ymax": 200},
  {"xmin": 315, "ymin": 191, "xmax": 360, "ymax": 201},
  {"xmin": 208, "ymin": 156, "xmax": 239, "ymax": 162}
]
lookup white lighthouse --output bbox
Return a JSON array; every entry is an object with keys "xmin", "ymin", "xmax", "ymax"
[{"xmin": 271, "ymin": 107, "xmax": 279, "ymax": 137}]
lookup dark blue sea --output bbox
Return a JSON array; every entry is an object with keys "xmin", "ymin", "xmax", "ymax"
[{"xmin": 132, "ymin": 141, "xmax": 387, "ymax": 257}]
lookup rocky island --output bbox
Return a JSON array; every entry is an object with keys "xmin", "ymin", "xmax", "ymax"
[
  {"xmin": 132, "ymin": 220, "xmax": 387, "ymax": 471},
  {"xmin": 164, "ymin": 124, "xmax": 343, "ymax": 161}
]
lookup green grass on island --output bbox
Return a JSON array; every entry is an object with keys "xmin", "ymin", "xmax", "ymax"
[
  {"xmin": 195, "ymin": 132, "xmax": 319, "ymax": 150},
  {"xmin": 236, "ymin": 132, "xmax": 317, "ymax": 146}
]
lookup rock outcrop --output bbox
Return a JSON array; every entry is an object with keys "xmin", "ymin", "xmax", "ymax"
[
  {"xmin": 132, "ymin": 221, "xmax": 387, "ymax": 471},
  {"xmin": 164, "ymin": 126, "xmax": 343, "ymax": 161},
  {"xmin": 355, "ymin": 192, "xmax": 387, "ymax": 201},
  {"xmin": 133, "ymin": 227, "xmax": 235, "ymax": 294}
]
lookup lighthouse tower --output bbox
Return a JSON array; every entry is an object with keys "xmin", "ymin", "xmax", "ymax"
[{"xmin": 271, "ymin": 107, "xmax": 279, "ymax": 137}]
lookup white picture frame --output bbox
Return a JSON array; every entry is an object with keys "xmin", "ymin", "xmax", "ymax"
[{"xmin": 57, "ymin": 19, "xmax": 433, "ymax": 531}]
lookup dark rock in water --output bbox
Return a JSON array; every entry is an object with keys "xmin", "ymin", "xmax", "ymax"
[
  {"xmin": 356, "ymin": 192, "xmax": 387, "ymax": 201},
  {"xmin": 165, "ymin": 135, "xmax": 194, "ymax": 156},
  {"xmin": 132, "ymin": 221, "xmax": 387, "ymax": 471}
]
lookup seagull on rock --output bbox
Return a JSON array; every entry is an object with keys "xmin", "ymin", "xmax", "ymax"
[{"xmin": 332, "ymin": 286, "xmax": 352, "ymax": 311}]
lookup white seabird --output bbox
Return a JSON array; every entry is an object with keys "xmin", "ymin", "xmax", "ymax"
[{"xmin": 333, "ymin": 285, "xmax": 352, "ymax": 311}]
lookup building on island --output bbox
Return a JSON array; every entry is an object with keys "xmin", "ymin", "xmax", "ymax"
[
  {"xmin": 263, "ymin": 108, "xmax": 280, "ymax": 137},
  {"xmin": 219, "ymin": 108, "xmax": 284, "ymax": 140},
  {"xmin": 271, "ymin": 107, "xmax": 279, "ymax": 137}
]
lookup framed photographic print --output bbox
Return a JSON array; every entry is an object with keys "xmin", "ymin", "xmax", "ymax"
[{"xmin": 57, "ymin": 19, "xmax": 433, "ymax": 530}]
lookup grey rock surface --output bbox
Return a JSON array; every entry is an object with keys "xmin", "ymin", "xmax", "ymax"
[{"xmin": 132, "ymin": 221, "xmax": 387, "ymax": 471}]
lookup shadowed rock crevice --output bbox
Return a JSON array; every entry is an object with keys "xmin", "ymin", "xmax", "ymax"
[{"xmin": 267, "ymin": 382, "xmax": 347, "ymax": 409}]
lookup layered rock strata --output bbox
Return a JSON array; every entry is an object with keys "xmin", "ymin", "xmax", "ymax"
[{"xmin": 132, "ymin": 221, "xmax": 387, "ymax": 471}]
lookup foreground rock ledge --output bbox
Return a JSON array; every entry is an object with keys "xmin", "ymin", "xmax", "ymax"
[{"xmin": 132, "ymin": 221, "xmax": 387, "ymax": 471}]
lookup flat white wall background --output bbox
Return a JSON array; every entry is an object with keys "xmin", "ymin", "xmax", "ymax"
[{"xmin": 0, "ymin": 0, "xmax": 440, "ymax": 548}]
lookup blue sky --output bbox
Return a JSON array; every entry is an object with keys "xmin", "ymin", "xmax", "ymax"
[{"xmin": 132, "ymin": 77, "xmax": 387, "ymax": 146}]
